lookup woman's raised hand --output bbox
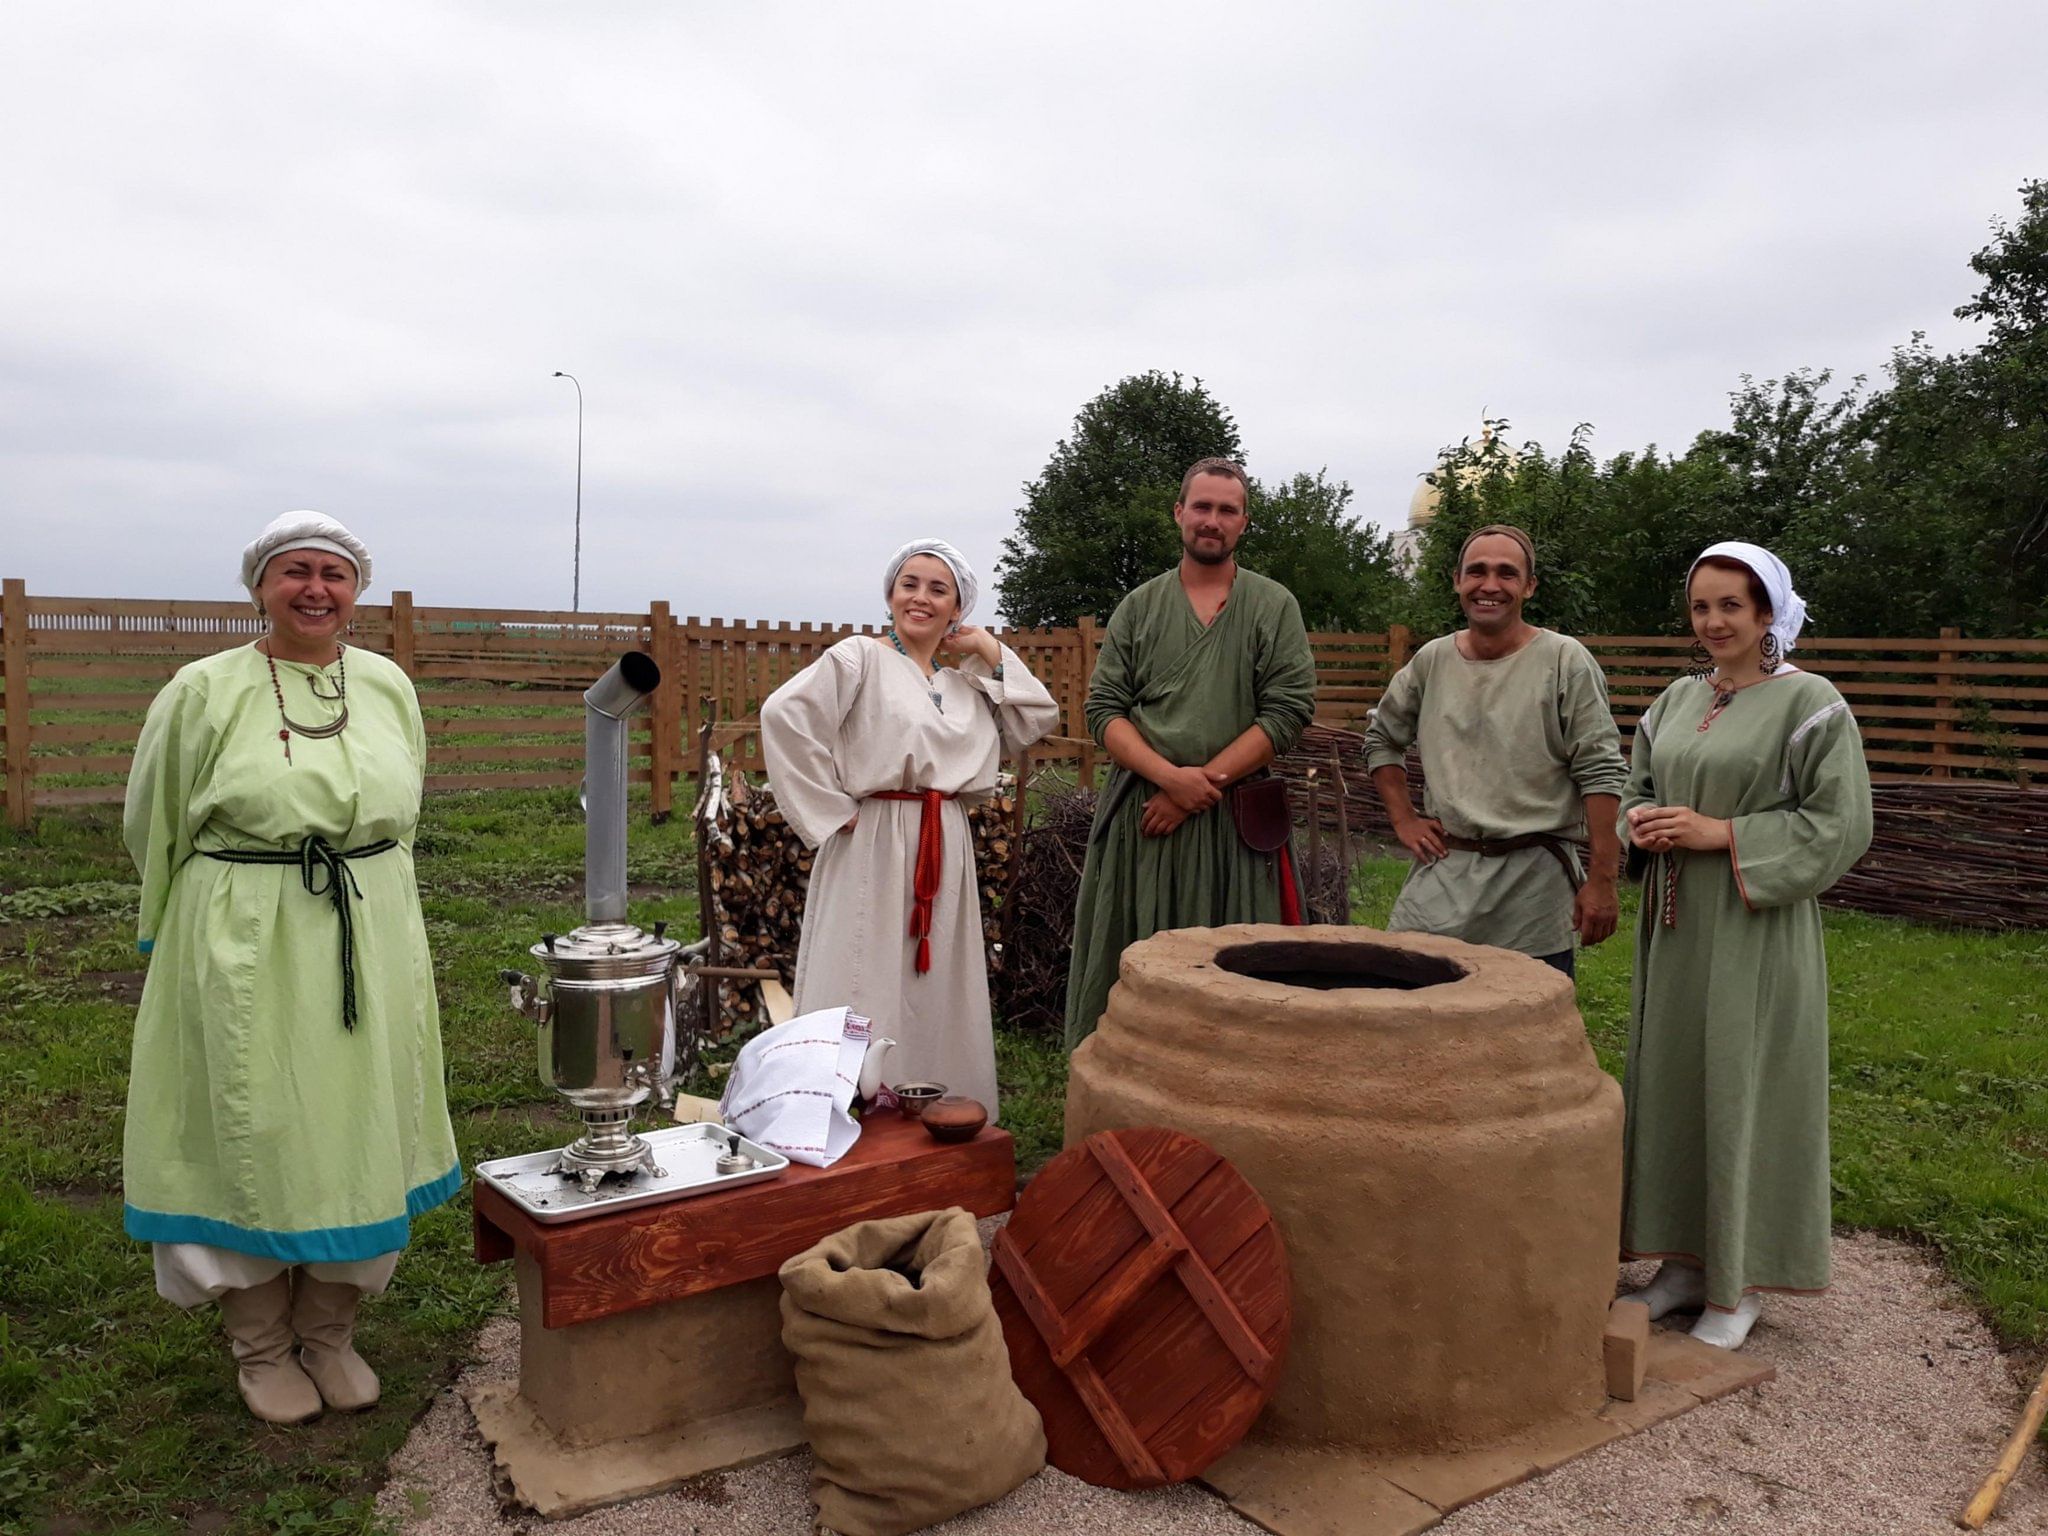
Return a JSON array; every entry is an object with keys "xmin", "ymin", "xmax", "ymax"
[{"xmin": 937, "ymin": 625, "xmax": 1002, "ymax": 670}]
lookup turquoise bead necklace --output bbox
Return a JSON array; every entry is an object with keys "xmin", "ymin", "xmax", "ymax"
[{"xmin": 884, "ymin": 627, "xmax": 944, "ymax": 711}]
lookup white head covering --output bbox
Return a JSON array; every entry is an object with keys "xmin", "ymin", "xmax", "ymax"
[
  {"xmin": 882, "ymin": 538, "xmax": 978, "ymax": 630},
  {"xmin": 240, "ymin": 511, "xmax": 372, "ymax": 613},
  {"xmin": 1688, "ymin": 540, "xmax": 1807, "ymax": 655}
]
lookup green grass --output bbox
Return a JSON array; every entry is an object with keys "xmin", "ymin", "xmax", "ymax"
[{"xmin": 0, "ymin": 797, "xmax": 2043, "ymax": 1533}]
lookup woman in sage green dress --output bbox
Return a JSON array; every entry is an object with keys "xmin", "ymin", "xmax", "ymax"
[
  {"xmin": 1619, "ymin": 541, "xmax": 1872, "ymax": 1350},
  {"xmin": 122, "ymin": 512, "xmax": 459, "ymax": 1423}
]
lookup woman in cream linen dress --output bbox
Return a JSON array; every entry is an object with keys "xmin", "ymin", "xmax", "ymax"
[{"xmin": 761, "ymin": 540, "xmax": 1058, "ymax": 1119}]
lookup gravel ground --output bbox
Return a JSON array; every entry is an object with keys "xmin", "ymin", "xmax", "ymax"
[{"xmin": 377, "ymin": 1232, "xmax": 2047, "ymax": 1536}]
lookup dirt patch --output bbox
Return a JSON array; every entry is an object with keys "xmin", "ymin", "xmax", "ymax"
[
  {"xmin": 35, "ymin": 1180, "xmax": 114, "ymax": 1211},
  {"xmin": 671, "ymin": 1473, "xmax": 735, "ymax": 1508},
  {"xmin": 183, "ymin": 1509, "xmax": 233, "ymax": 1535},
  {"xmin": 77, "ymin": 970, "xmax": 147, "ymax": 1005}
]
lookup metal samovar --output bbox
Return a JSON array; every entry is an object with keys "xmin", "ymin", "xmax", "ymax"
[{"xmin": 501, "ymin": 653, "xmax": 683, "ymax": 1191}]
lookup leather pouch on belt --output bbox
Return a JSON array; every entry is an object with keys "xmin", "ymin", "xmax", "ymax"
[{"xmin": 1228, "ymin": 777, "xmax": 1294, "ymax": 853}]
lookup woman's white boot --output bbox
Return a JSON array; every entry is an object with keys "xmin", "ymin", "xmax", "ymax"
[{"xmin": 1690, "ymin": 1292, "xmax": 1764, "ymax": 1350}]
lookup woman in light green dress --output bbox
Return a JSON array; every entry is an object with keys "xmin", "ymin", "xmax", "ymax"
[
  {"xmin": 122, "ymin": 512, "xmax": 458, "ymax": 1423},
  {"xmin": 1618, "ymin": 541, "xmax": 1872, "ymax": 1350}
]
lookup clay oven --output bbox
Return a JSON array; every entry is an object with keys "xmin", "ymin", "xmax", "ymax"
[{"xmin": 1065, "ymin": 924, "xmax": 1623, "ymax": 1454}]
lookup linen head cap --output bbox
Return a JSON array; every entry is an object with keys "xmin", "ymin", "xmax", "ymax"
[
  {"xmin": 882, "ymin": 538, "xmax": 978, "ymax": 630},
  {"xmin": 240, "ymin": 512, "xmax": 372, "ymax": 613},
  {"xmin": 1688, "ymin": 540, "xmax": 1807, "ymax": 655}
]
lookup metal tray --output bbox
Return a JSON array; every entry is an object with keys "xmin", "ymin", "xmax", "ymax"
[{"xmin": 475, "ymin": 1123, "xmax": 789, "ymax": 1224}]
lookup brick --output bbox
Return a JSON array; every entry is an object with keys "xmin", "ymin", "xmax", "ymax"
[{"xmin": 1603, "ymin": 1298, "xmax": 1651, "ymax": 1401}]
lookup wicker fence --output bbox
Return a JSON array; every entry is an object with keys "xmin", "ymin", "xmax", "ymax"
[{"xmin": 3, "ymin": 579, "xmax": 2045, "ymax": 830}]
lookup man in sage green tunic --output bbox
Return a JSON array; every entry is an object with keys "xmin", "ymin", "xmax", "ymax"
[
  {"xmin": 1621, "ymin": 541, "xmax": 1872, "ymax": 1349},
  {"xmin": 1365, "ymin": 525, "xmax": 1625, "ymax": 976},
  {"xmin": 1063, "ymin": 458, "xmax": 1317, "ymax": 1049}
]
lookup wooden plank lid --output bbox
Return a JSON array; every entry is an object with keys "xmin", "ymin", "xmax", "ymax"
[{"xmin": 989, "ymin": 1126, "xmax": 1291, "ymax": 1488}]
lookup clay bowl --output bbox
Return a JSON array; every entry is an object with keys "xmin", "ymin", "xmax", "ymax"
[
  {"xmin": 892, "ymin": 1082, "xmax": 947, "ymax": 1120},
  {"xmin": 921, "ymin": 1095, "xmax": 988, "ymax": 1143}
]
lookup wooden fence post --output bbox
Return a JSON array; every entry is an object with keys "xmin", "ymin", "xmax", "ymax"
[
  {"xmin": 1075, "ymin": 616, "xmax": 1100, "ymax": 789},
  {"xmin": 649, "ymin": 601, "xmax": 677, "ymax": 820},
  {"xmin": 2, "ymin": 579, "xmax": 31, "ymax": 830},
  {"xmin": 1933, "ymin": 626, "xmax": 1959, "ymax": 781},
  {"xmin": 1386, "ymin": 623, "xmax": 1412, "ymax": 674},
  {"xmin": 389, "ymin": 589, "xmax": 416, "ymax": 676}
]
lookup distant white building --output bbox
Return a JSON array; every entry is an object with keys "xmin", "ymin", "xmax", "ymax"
[{"xmin": 1392, "ymin": 421, "xmax": 1518, "ymax": 575}]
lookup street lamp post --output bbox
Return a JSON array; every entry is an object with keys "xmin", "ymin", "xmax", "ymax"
[{"xmin": 552, "ymin": 371, "xmax": 584, "ymax": 612}]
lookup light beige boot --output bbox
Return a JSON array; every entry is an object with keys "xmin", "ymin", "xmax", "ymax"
[
  {"xmin": 290, "ymin": 1269, "xmax": 380, "ymax": 1411},
  {"xmin": 217, "ymin": 1273, "xmax": 323, "ymax": 1424}
]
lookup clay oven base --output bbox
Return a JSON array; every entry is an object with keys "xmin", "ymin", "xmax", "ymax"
[{"xmin": 1065, "ymin": 924, "xmax": 1626, "ymax": 1455}]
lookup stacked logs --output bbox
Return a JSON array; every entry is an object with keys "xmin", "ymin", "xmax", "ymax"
[{"xmin": 699, "ymin": 772, "xmax": 1020, "ymax": 1037}]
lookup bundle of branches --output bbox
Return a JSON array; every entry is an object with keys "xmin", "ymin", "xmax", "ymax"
[
  {"xmin": 699, "ymin": 772, "xmax": 1020, "ymax": 1037},
  {"xmin": 1272, "ymin": 724, "xmax": 1421, "ymax": 845},
  {"xmin": 992, "ymin": 778, "xmax": 1358, "ymax": 1036},
  {"xmin": 991, "ymin": 784, "xmax": 1096, "ymax": 1036},
  {"xmin": 1826, "ymin": 782, "xmax": 2048, "ymax": 930}
]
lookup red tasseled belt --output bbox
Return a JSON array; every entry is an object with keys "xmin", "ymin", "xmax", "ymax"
[{"xmin": 867, "ymin": 789, "xmax": 957, "ymax": 974}]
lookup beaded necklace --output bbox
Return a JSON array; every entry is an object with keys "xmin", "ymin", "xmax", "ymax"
[
  {"xmin": 261, "ymin": 640, "xmax": 349, "ymax": 763},
  {"xmin": 884, "ymin": 627, "xmax": 945, "ymax": 711}
]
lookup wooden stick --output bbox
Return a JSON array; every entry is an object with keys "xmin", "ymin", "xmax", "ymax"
[
  {"xmin": 1959, "ymin": 1356, "xmax": 2048, "ymax": 1528},
  {"xmin": 1330, "ymin": 747, "xmax": 1352, "ymax": 916},
  {"xmin": 693, "ymin": 704, "xmax": 721, "ymax": 1047},
  {"xmin": 1304, "ymin": 771, "xmax": 1322, "ymax": 920}
]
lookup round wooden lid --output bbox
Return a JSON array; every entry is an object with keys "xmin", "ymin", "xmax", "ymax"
[{"xmin": 990, "ymin": 1126, "xmax": 1291, "ymax": 1488}]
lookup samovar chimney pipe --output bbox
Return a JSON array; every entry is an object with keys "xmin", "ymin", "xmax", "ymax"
[{"xmin": 582, "ymin": 652, "xmax": 661, "ymax": 924}]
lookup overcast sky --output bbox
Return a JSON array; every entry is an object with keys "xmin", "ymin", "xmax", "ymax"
[{"xmin": 4, "ymin": 2, "xmax": 2043, "ymax": 623}]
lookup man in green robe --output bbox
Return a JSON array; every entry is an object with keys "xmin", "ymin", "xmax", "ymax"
[
  {"xmin": 1364, "ymin": 524, "xmax": 1625, "ymax": 977},
  {"xmin": 1063, "ymin": 458, "xmax": 1318, "ymax": 1049}
]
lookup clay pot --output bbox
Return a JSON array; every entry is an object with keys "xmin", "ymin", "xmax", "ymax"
[
  {"xmin": 920, "ymin": 1096, "xmax": 987, "ymax": 1143},
  {"xmin": 1065, "ymin": 924, "xmax": 1623, "ymax": 1456},
  {"xmin": 892, "ymin": 1082, "xmax": 946, "ymax": 1120}
]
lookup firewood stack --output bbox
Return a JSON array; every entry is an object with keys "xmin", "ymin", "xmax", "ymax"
[{"xmin": 699, "ymin": 772, "xmax": 1020, "ymax": 1038}]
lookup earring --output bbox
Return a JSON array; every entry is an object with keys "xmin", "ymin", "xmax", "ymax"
[
  {"xmin": 1759, "ymin": 632, "xmax": 1782, "ymax": 673},
  {"xmin": 1688, "ymin": 639, "xmax": 1713, "ymax": 679}
]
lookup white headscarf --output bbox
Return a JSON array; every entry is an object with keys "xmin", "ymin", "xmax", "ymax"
[
  {"xmin": 1688, "ymin": 540, "xmax": 1808, "ymax": 655},
  {"xmin": 240, "ymin": 512, "xmax": 372, "ymax": 613},
  {"xmin": 882, "ymin": 538, "xmax": 978, "ymax": 631}
]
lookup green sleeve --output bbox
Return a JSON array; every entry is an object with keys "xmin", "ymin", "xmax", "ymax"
[
  {"xmin": 1363, "ymin": 655, "xmax": 1423, "ymax": 772},
  {"xmin": 1083, "ymin": 595, "xmax": 1140, "ymax": 748},
  {"xmin": 1251, "ymin": 589, "xmax": 1316, "ymax": 756},
  {"xmin": 1729, "ymin": 696, "xmax": 1874, "ymax": 909},
  {"xmin": 1562, "ymin": 647, "xmax": 1627, "ymax": 800},
  {"xmin": 1618, "ymin": 686, "xmax": 1669, "ymax": 840},
  {"xmin": 122, "ymin": 676, "xmax": 214, "ymax": 954}
]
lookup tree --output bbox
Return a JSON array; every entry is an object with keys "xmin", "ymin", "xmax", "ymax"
[
  {"xmin": 1240, "ymin": 471, "xmax": 1403, "ymax": 631},
  {"xmin": 994, "ymin": 372, "xmax": 1242, "ymax": 627}
]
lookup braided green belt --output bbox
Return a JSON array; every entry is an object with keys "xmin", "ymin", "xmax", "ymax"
[{"xmin": 202, "ymin": 835, "xmax": 398, "ymax": 1031}]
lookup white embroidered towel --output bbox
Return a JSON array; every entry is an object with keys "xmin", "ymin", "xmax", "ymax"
[{"xmin": 718, "ymin": 1007, "xmax": 868, "ymax": 1168}]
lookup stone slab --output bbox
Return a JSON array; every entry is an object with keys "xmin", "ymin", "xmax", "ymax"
[
  {"xmin": 1201, "ymin": 1324, "xmax": 1777, "ymax": 1536},
  {"xmin": 467, "ymin": 1379, "xmax": 805, "ymax": 1520},
  {"xmin": 1203, "ymin": 1440, "xmax": 1440, "ymax": 1536},
  {"xmin": 1644, "ymin": 1325, "xmax": 1777, "ymax": 1402}
]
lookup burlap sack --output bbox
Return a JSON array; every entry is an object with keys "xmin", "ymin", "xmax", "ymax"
[{"xmin": 779, "ymin": 1207, "xmax": 1046, "ymax": 1536}]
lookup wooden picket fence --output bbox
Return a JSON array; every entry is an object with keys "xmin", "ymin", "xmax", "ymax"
[{"xmin": 3, "ymin": 579, "xmax": 2045, "ymax": 829}]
